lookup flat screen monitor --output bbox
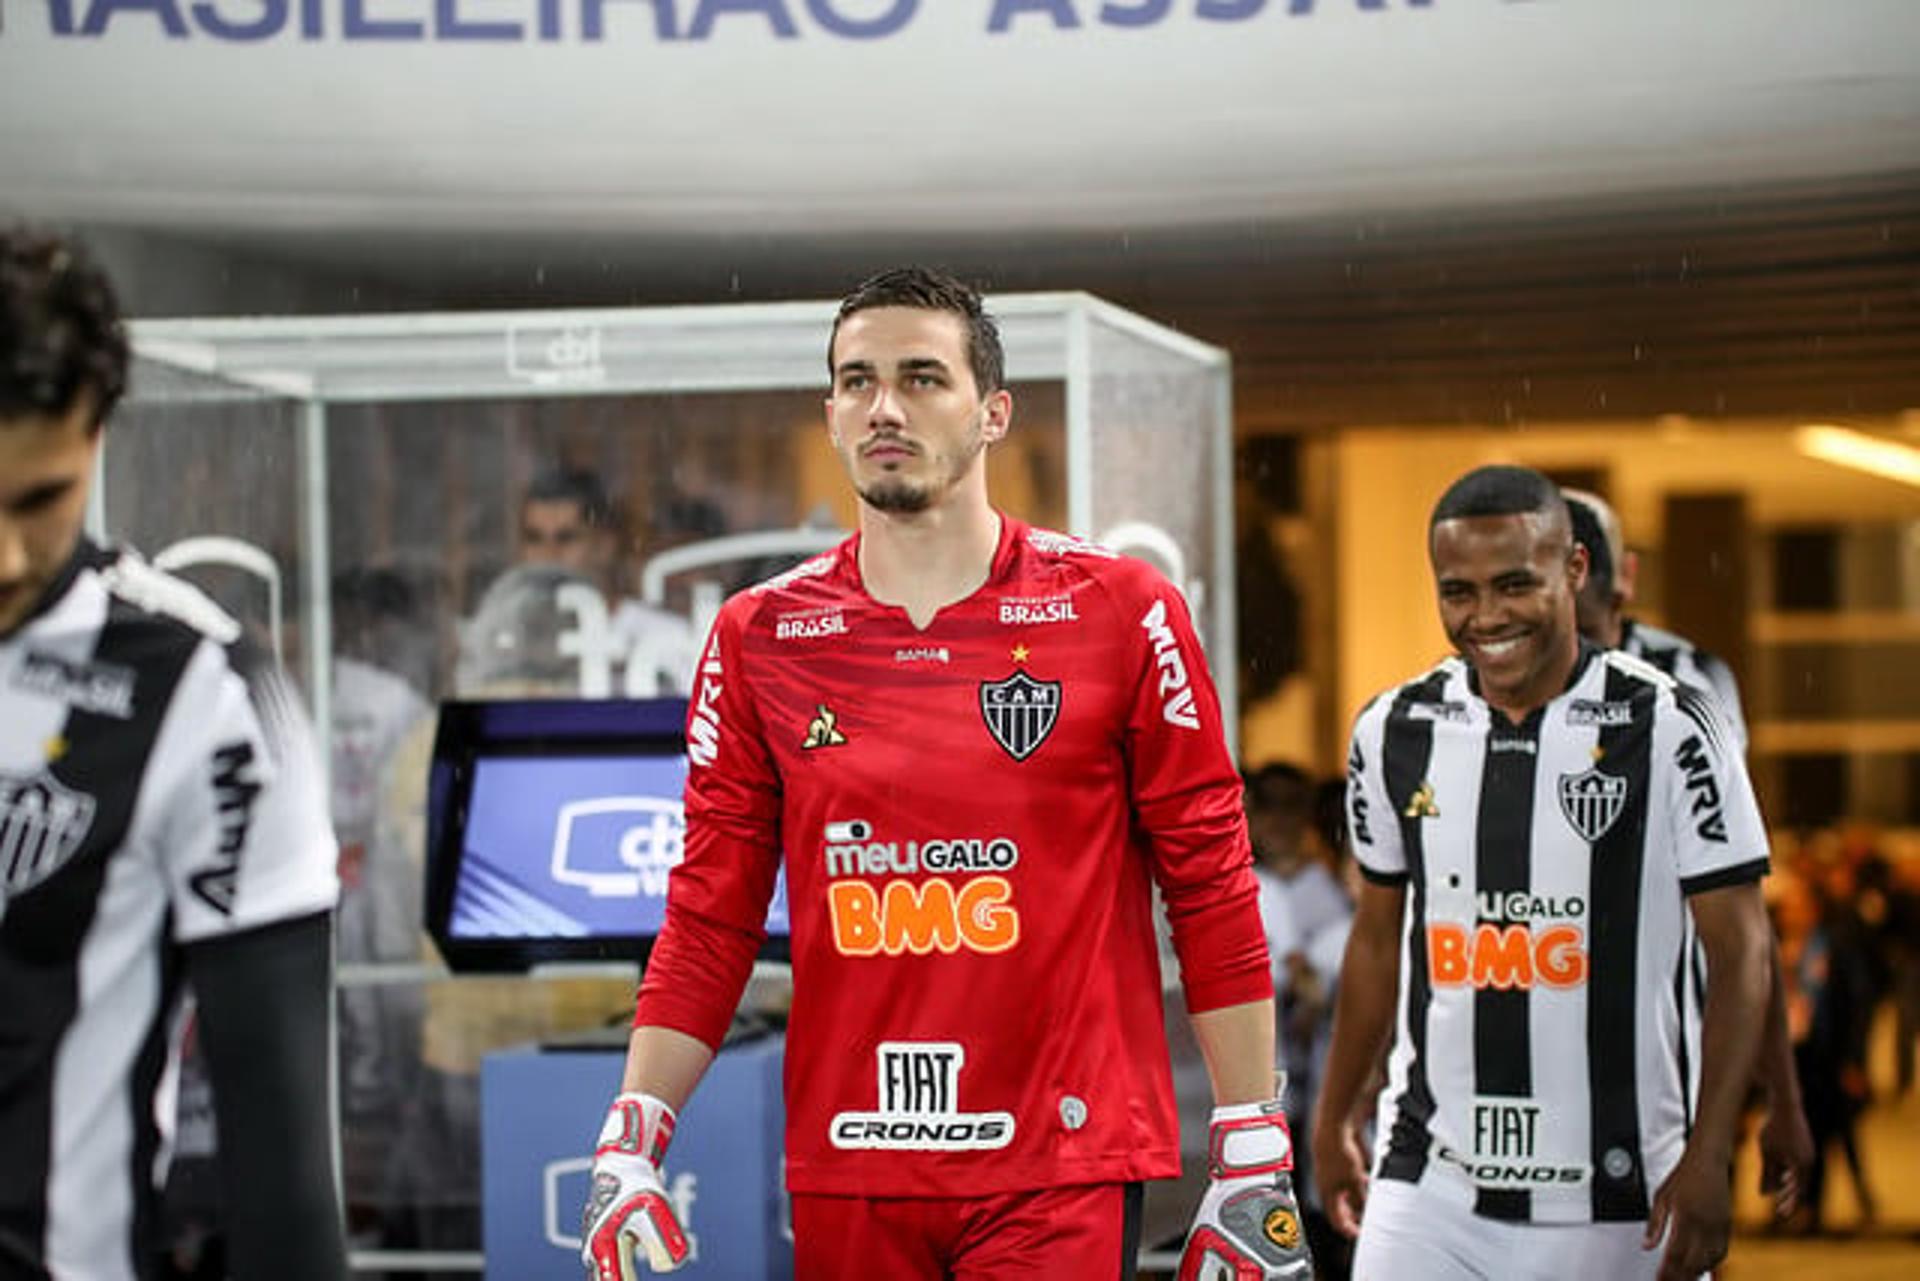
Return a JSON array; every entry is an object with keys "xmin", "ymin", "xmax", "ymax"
[{"xmin": 424, "ymin": 697, "xmax": 789, "ymax": 972}]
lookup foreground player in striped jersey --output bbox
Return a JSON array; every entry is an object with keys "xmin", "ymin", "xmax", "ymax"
[
  {"xmin": 1561, "ymin": 488, "xmax": 1812, "ymax": 1219},
  {"xmin": 0, "ymin": 230, "xmax": 346, "ymax": 1281},
  {"xmin": 1312, "ymin": 466, "xmax": 1773, "ymax": 1280},
  {"xmin": 581, "ymin": 268, "xmax": 1311, "ymax": 1279}
]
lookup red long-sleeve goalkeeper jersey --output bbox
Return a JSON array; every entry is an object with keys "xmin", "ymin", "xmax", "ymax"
[{"xmin": 634, "ymin": 515, "xmax": 1270, "ymax": 1197}]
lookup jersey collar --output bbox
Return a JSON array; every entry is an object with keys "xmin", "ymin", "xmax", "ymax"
[
  {"xmin": 1462, "ymin": 637, "xmax": 1603, "ymax": 722},
  {"xmin": 1, "ymin": 536, "xmax": 108, "ymax": 640},
  {"xmin": 835, "ymin": 510, "xmax": 1027, "ymax": 599}
]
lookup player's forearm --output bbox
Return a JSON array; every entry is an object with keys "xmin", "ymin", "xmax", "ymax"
[
  {"xmin": 1688, "ymin": 890, "xmax": 1771, "ymax": 1164},
  {"xmin": 620, "ymin": 1025, "xmax": 716, "ymax": 1109},
  {"xmin": 1756, "ymin": 937, "xmax": 1803, "ymax": 1111},
  {"xmin": 188, "ymin": 912, "xmax": 347, "ymax": 1280},
  {"xmin": 1189, "ymin": 997, "xmax": 1278, "ymax": 1106}
]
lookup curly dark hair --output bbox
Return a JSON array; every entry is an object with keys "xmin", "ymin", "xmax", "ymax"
[
  {"xmin": 828, "ymin": 265, "xmax": 1003, "ymax": 396},
  {"xmin": 0, "ymin": 228, "xmax": 129, "ymax": 425}
]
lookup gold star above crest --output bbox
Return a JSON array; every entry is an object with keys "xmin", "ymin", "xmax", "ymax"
[
  {"xmin": 1591, "ymin": 745, "xmax": 1607, "ymax": 763},
  {"xmin": 44, "ymin": 736, "xmax": 68, "ymax": 762},
  {"xmin": 1011, "ymin": 644, "xmax": 1031, "ymax": 664}
]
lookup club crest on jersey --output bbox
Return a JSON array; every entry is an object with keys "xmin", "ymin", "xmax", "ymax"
[
  {"xmin": 1558, "ymin": 768, "xmax": 1627, "ymax": 842},
  {"xmin": 0, "ymin": 770, "xmax": 98, "ymax": 898},
  {"xmin": 803, "ymin": 704, "xmax": 848, "ymax": 749},
  {"xmin": 979, "ymin": 671, "xmax": 1061, "ymax": 761}
]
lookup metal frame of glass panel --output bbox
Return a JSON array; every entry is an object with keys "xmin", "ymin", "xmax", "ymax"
[{"xmin": 125, "ymin": 293, "xmax": 1238, "ymax": 753}]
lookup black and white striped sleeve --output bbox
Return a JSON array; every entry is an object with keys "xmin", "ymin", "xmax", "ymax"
[
  {"xmin": 1661, "ymin": 683, "xmax": 1769, "ymax": 896},
  {"xmin": 1346, "ymin": 695, "xmax": 1406, "ymax": 885},
  {"xmin": 148, "ymin": 638, "xmax": 338, "ymax": 941}
]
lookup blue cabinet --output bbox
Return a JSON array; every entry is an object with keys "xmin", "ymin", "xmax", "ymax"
[{"xmin": 481, "ymin": 1034, "xmax": 789, "ymax": 1280}]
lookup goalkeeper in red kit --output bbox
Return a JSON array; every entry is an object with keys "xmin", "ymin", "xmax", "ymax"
[{"xmin": 579, "ymin": 267, "xmax": 1314, "ymax": 1279}]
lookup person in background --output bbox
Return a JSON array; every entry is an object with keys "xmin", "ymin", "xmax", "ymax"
[
  {"xmin": 0, "ymin": 227, "xmax": 346, "ymax": 1279},
  {"xmin": 1247, "ymin": 761, "xmax": 1357, "ymax": 1280},
  {"xmin": 1562, "ymin": 488, "xmax": 1813, "ymax": 1223},
  {"xmin": 328, "ymin": 565, "xmax": 435, "ymax": 1250},
  {"xmin": 1873, "ymin": 846, "xmax": 1920, "ymax": 1097},
  {"xmin": 1559, "ymin": 488, "xmax": 1745, "ymax": 746},
  {"xmin": 1775, "ymin": 865, "xmax": 1878, "ymax": 1234},
  {"xmin": 518, "ymin": 467, "xmax": 696, "ymax": 696},
  {"xmin": 376, "ymin": 563, "xmax": 640, "ymax": 1273}
]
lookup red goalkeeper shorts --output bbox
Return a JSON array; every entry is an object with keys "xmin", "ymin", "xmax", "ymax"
[{"xmin": 792, "ymin": 1181, "xmax": 1143, "ymax": 1280}]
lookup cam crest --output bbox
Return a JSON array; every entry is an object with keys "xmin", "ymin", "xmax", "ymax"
[
  {"xmin": 978, "ymin": 671, "xmax": 1061, "ymax": 762},
  {"xmin": 1558, "ymin": 768, "xmax": 1627, "ymax": 843}
]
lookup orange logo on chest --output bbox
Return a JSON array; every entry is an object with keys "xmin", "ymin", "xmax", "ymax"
[
  {"xmin": 829, "ymin": 877, "xmax": 1021, "ymax": 957},
  {"xmin": 1427, "ymin": 923, "xmax": 1588, "ymax": 990}
]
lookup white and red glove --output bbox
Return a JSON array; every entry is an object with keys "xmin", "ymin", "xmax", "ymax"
[
  {"xmin": 1177, "ymin": 1094, "xmax": 1316, "ymax": 1281},
  {"xmin": 581, "ymin": 1092, "xmax": 692, "ymax": 1278}
]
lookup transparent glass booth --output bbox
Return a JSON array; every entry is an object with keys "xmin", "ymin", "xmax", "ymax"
[{"xmin": 114, "ymin": 295, "xmax": 1235, "ymax": 1271}]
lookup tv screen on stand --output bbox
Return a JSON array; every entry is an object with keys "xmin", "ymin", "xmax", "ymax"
[{"xmin": 424, "ymin": 697, "xmax": 789, "ymax": 973}]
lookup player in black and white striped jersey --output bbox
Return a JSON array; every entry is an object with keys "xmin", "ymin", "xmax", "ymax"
[
  {"xmin": 1559, "ymin": 488, "xmax": 1746, "ymax": 750},
  {"xmin": 1562, "ymin": 487, "xmax": 1813, "ymax": 1225},
  {"xmin": 0, "ymin": 229, "xmax": 345, "ymax": 1281},
  {"xmin": 1312, "ymin": 466, "xmax": 1775, "ymax": 1281}
]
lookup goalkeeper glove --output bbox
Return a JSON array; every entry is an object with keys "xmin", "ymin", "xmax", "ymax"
[
  {"xmin": 1178, "ymin": 1092, "xmax": 1315, "ymax": 1280},
  {"xmin": 581, "ymin": 1092, "xmax": 692, "ymax": 1278}
]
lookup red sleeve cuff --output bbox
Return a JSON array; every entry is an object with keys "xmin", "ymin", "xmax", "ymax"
[
  {"xmin": 1166, "ymin": 874, "xmax": 1274, "ymax": 1016},
  {"xmin": 1183, "ymin": 965, "xmax": 1276, "ymax": 1016},
  {"xmin": 633, "ymin": 903, "xmax": 762, "ymax": 1051}
]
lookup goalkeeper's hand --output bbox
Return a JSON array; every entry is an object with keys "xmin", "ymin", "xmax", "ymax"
[
  {"xmin": 1177, "ymin": 1094, "xmax": 1315, "ymax": 1280},
  {"xmin": 581, "ymin": 1092, "xmax": 692, "ymax": 1279}
]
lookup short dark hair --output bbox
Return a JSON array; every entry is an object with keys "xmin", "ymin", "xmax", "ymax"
[
  {"xmin": 1429, "ymin": 465, "xmax": 1568, "ymax": 533},
  {"xmin": 523, "ymin": 467, "xmax": 615, "ymax": 529},
  {"xmin": 1563, "ymin": 492, "xmax": 1615, "ymax": 594},
  {"xmin": 0, "ymin": 228, "xmax": 129, "ymax": 425},
  {"xmin": 332, "ymin": 565, "xmax": 417, "ymax": 623},
  {"xmin": 829, "ymin": 266, "xmax": 1004, "ymax": 395},
  {"xmin": 1246, "ymin": 761, "xmax": 1315, "ymax": 823}
]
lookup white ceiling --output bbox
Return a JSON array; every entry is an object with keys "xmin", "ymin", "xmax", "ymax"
[{"xmin": 4, "ymin": 0, "xmax": 1916, "ymax": 296}]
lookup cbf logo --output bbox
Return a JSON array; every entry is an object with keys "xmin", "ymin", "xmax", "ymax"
[
  {"xmin": 549, "ymin": 797, "xmax": 685, "ymax": 897},
  {"xmin": 978, "ymin": 672, "xmax": 1061, "ymax": 761},
  {"xmin": 506, "ymin": 322, "xmax": 604, "ymax": 388},
  {"xmin": 1558, "ymin": 769, "xmax": 1627, "ymax": 843},
  {"xmin": 0, "ymin": 770, "xmax": 98, "ymax": 899}
]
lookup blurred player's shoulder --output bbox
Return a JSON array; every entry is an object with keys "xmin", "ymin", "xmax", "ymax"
[
  {"xmin": 1597, "ymin": 644, "xmax": 1675, "ymax": 695},
  {"xmin": 721, "ymin": 535, "xmax": 859, "ymax": 636},
  {"xmin": 97, "ymin": 547, "xmax": 243, "ymax": 647},
  {"xmin": 1621, "ymin": 616, "xmax": 1687, "ymax": 657}
]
